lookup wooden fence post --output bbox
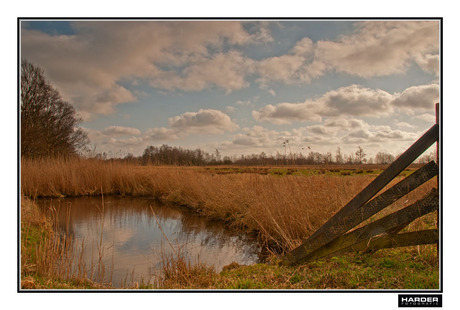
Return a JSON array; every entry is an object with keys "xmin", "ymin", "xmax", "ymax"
[
  {"xmin": 436, "ymin": 102, "xmax": 440, "ymax": 257},
  {"xmin": 297, "ymin": 189, "xmax": 438, "ymax": 262},
  {"xmin": 332, "ymin": 229, "xmax": 439, "ymax": 256},
  {"xmin": 436, "ymin": 102, "xmax": 439, "ymax": 167},
  {"xmin": 283, "ymin": 124, "xmax": 439, "ymax": 265}
]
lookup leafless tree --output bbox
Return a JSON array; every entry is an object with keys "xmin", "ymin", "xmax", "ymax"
[
  {"xmin": 335, "ymin": 147, "xmax": 343, "ymax": 164},
  {"xmin": 375, "ymin": 152, "xmax": 395, "ymax": 164},
  {"xmin": 355, "ymin": 146, "xmax": 366, "ymax": 164},
  {"xmin": 21, "ymin": 59, "xmax": 88, "ymax": 158}
]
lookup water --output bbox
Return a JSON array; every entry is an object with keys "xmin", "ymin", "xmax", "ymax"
[{"xmin": 37, "ymin": 196, "xmax": 262, "ymax": 288}]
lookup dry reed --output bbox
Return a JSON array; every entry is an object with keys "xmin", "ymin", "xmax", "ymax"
[{"xmin": 21, "ymin": 157, "xmax": 437, "ymax": 252}]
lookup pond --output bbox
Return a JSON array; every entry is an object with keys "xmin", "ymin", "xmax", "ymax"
[{"xmin": 37, "ymin": 196, "xmax": 262, "ymax": 288}]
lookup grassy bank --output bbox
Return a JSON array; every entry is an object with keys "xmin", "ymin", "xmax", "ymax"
[
  {"xmin": 20, "ymin": 195, "xmax": 105, "ymax": 289},
  {"xmin": 20, "ymin": 157, "xmax": 439, "ymax": 289},
  {"xmin": 152, "ymin": 247, "xmax": 438, "ymax": 289}
]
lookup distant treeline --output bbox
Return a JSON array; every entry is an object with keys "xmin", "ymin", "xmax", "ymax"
[{"xmin": 90, "ymin": 144, "xmax": 436, "ymax": 166}]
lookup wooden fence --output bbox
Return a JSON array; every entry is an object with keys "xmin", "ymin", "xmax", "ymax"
[{"xmin": 283, "ymin": 111, "xmax": 440, "ymax": 265}]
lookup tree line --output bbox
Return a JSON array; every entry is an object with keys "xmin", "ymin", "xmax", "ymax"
[{"xmin": 95, "ymin": 144, "xmax": 434, "ymax": 166}]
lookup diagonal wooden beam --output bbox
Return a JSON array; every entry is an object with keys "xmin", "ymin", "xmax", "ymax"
[
  {"xmin": 283, "ymin": 161, "xmax": 438, "ymax": 265},
  {"xmin": 332, "ymin": 229, "xmax": 439, "ymax": 256},
  {"xmin": 296, "ymin": 188, "xmax": 438, "ymax": 263},
  {"xmin": 283, "ymin": 124, "xmax": 439, "ymax": 265}
]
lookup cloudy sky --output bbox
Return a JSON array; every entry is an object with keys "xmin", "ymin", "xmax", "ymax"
[{"xmin": 20, "ymin": 19, "xmax": 440, "ymax": 159}]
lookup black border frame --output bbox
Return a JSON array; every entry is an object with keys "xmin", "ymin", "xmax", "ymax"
[{"xmin": 17, "ymin": 17, "xmax": 443, "ymax": 294}]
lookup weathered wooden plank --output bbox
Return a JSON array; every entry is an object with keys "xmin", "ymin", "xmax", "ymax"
[
  {"xmin": 296, "ymin": 189, "xmax": 438, "ymax": 263},
  {"xmin": 283, "ymin": 159, "xmax": 439, "ymax": 265},
  {"xmin": 333, "ymin": 229, "xmax": 439, "ymax": 256},
  {"xmin": 339, "ymin": 161, "xmax": 438, "ymax": 233},
  {"xmin": 435, "ymin": 103, "xmax": 440, "ymax": 258},
  {"xmin": 283, "ymin": 124, "xmax": 439, "ymax": 265}
]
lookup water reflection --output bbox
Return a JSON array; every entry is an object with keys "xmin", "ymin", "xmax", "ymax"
[{"xmin": 37, "ymin": 196, "xmax": 261, "ymax": 288}]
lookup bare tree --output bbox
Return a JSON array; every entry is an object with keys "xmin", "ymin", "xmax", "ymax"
[
  {"xmin": 21, "ymin": 59, "xmax": 88, "ymax": 158},
  {"xmin": 324, "ymin": 151, "xmax": 332, "ymax": 164},
  {"xmin": 335, "ymin": 147, "xmax": 343, "ymax": 164},
  {"xmin": 375, "ymin": 152, "xmax": 395, "ymax": 164},
  {"xmin": 215, "ymin": 149, "xmax": 221, "ymax": 162},
  {"xmin": 355, "ymin": 146, "xmax": 366, "ymax": 164}
]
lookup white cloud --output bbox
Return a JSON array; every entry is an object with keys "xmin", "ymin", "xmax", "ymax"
[
  {"xmin": 415, "ymin": 113, "xmax": 436, "ymax": 123},
  {"xmin": 144, "ymin": 127, "xmax": 181, "ymax": 141},
  {"xmin": 324, "ymin": 118, "xmax": 368, "ymax": 129},
  {"xmin": 149, "ymin": 51, "xmax": 254, "ymax": 93},
  {"xmin": 236, "ymin": 100, "xmax": 251, "ymax": 106},
  {"xmin": 102, "ymin": 126, "xmax": 141, "ymax": 136},
  {"xmin": 143, "ymin": 109, "xmax": 239, "ymax": 142},
  {"xmin": 21, "ymin": 20, "xmax": 441, "ymax": 161},
  {"xmin": 305, "ymin": 125, "xmax": 334, "ymax": 135},
  {"xmin": 415, "ymin": 54, "xmax": 440, "ymax": 76},
  {"xmin": 294, "ymin": 122, "xmax": 420, "ymax": 158},
  {"xmin": 84, "ymin": 109, "xmax": 239, "ymax": 149},
  {"xmin": 21, "ymin": 21, "xmax": 271, "ymax": 118},
  {"xmin": 82, "ymin": 127, "xmax": 106, "ymax": 142},
  {"xmin": 253, "ymin": 21, "xmax": 439, "ymax": 88},
  {"xmin": 321, "ymin": 84, "xmax": 394, "ymax": 117},
  {"xmin": 232, "ymin": 135, "xmax": 257, "ymax": 146},
  {"xmin": 253, "ymin": 83, "xmax": 438, "ymax": 124},
  {"xmin": 169, "ymin": 109, "xmax": 239, "ymax": 133},
  {"xmin": 255, "ymin": 54, "xmax": 306, "ymax": 86},
  {"xmin": 108, "ymin": 136, "xmax": 144, "ymax": 146},
  {"xmin": 22, "ymin": 20, "xmax": 439, "ymax": 122},
  {"xmin": 254, "ymin": 37, "xmax": 325, "ymax": 87},
  {"xmin": 342, "ymin": 126, "xmax": 418, "ymax": 144},
  {"xmin": 231, "ymin": 126, "xmax": 292, "ymax": 148},
  {"xmin": 252, "ymin": 101, "xmax": 323, "ymax": 124},
  {"xmin": 81, "ymin": 127, "xmax": 146, "ymax": 156},
  {"xmin": 221, "ymin": 118, "xmax": 422, "ymax": 159},
  {"xmin": 396, "ymin": 122, "xmax": 415, "ymax": 129},
  {"xmin": 391, "ymin": 84, "xmax": 439, "ymax": 111},
  {"xmin": 83, "ymin": 108, "xmax": 238, "ymax": 148},
  {"xmin": 315, "ymin": 21, "xmax": 439, "ymax": 78}
]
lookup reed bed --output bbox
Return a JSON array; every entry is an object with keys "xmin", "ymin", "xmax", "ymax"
[{"xmin": 21, "ymin": 157, "xmax": 437, "ymax": 252}]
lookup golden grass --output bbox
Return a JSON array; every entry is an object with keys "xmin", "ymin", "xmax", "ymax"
[{"xmin": 21, "ymin": 157, "xmax": 437, "ymax": 252}]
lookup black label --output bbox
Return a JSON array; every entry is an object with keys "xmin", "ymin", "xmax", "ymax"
[{"xmin": 398, "ymin": 294, "xmax": 442, "ymax": 307}]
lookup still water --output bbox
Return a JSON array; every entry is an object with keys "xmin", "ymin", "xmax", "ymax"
[{"xmin": 37, "ymin": 196, "xmax": 262, "ymax": 288}]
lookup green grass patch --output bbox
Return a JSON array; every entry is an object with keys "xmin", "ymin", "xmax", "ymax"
[{"xmin": 149, "ymin": 246, "xmax": 438, "ymax": 290}]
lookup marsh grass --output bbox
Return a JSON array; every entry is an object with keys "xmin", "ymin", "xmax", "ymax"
[
  {"xmin": 20, "ymin": 156, "xmax": 439, "ymax": 289},
  {"xmin": 152, "ymin": 245, "xmax": 217, "ymax": 289},
  {"xmin": 21, "ymin": 157, "xmax": 437, "ymax": 253}
]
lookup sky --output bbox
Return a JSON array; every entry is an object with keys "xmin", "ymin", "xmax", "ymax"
[{"xmin": 20, "ymin": 19, "xmax": 440, "ymax": 160}]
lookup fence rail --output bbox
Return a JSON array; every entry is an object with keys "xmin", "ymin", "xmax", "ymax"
[{"xmin": 282, "ymin": 114, "xmax": 440, "ymax": 265}]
